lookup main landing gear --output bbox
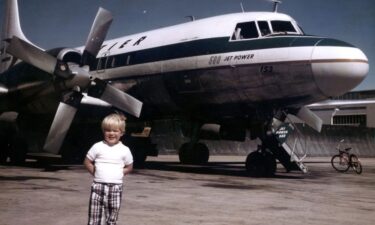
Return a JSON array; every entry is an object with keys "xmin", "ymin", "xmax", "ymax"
[
  {"xmin": 178, "ymin": 122, "xmax": 209, "ymax": 165},
  {"xmin": 178, "ymin": 142, "xmax": 209, "ymax": 164},
  {"xmin": 0, "ymin": 131, "xmax": 27, "ymax": 165}
]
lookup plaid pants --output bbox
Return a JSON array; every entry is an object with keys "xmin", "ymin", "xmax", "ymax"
[{"xmin": 88, "ymin": 182, "xmax": 123, "ymax": 225}]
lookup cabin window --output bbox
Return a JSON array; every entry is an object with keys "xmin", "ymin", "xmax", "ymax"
[
  {"xmin": 97, "ymin": 52, "xmax": 110, "ymax": 71},
  {"xmin": 109, "ymin": 56, "xmax": 116, "ymax": 68},
  {"xmin": 271, "ymin": 21, "xmax": 297, "ymax": 33},
  {"xmin": 258, "ymin": 21, "xmax": 271, "ymax": 36},
  {"xmin": 231, "ymin": 21, "xmax": 259, "ymax": 40},
  {"xmin": 126, "ymin": 55, "xmax": 131, "ymax": 65},
  {"xmin": 97, "ymin": 58, "xmax": 105, "ymax": 70}
]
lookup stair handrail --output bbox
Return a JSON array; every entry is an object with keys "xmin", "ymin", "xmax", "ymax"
[{"xmin": 284, "ymin": 112, "xmax": 308, "ymax": 162}]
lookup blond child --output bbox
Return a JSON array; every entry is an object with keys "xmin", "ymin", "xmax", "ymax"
[{"xmin": 84, "ymin": 113, "xmax": 133, "ymax": 225}]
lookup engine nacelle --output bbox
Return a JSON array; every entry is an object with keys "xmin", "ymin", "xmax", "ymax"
[
  {"xmin": 56, "ymin": 48, "xmax": 82, "ymax": 64},
  {"xmin": 46, "ymin": 48, "xmax": 82, "ymax": 64}
]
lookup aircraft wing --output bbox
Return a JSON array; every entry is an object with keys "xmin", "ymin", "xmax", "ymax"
[{"xmin": 307, "ymin": 99, "xmax": 375, "ymax": 108}]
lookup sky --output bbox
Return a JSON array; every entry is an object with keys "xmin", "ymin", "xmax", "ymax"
[{"xmin": 1, "ymin": 0, "xmax": 374, "ymax": 90}]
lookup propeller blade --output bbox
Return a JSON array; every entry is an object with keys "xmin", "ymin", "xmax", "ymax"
[
  {"xmin": 7, "ymin": 36, "xmax": 56, "ymax": 74},
  {"xmin": 0, "ymin": 84, "xmax": 8, "ymax": 95},
  {"xmin": 43, "ymin": 92, "xmax": 83, "ymax": 154},
  {"xmin": 81, "ymin": 7, "xmax": 113, "ymax": 65},
  {"xmin": 295, "ymin": 106, "xmax": 323, "ymax": 132},
  {"xmin": 88, "ymin": 78, "xmax": 143, "ymax": 118},
  {"xmin": 6, "ymin": 36, "xmax": 72, "ymax": 78},
  {"xmin": 101, "ymin": 84, "xmax": 143, "ymax": 118}
]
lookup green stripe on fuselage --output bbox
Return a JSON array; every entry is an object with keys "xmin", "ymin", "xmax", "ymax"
[{"xmin": 92, "ymin": 36, "xmax": 353, "ymax": 70}]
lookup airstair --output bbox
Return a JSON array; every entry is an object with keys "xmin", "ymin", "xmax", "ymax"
[{"xmin": 270, "ymin": 122, "xmax": 308, "ymax": 173}]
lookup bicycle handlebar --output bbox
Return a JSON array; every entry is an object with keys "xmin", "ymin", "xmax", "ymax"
[{"xmin": 338, "ymin": 148, "xmax": 352, "ymax": 154}]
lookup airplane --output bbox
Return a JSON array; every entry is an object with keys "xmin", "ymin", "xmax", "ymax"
[{"xmin": 0, "ymin": 0, "xmax": 369, "ymax": 176}]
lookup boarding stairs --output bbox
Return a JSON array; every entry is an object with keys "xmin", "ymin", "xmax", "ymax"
[{"xmin": 270, "ymin": 123, "xmax": 308, "ymax": 173}]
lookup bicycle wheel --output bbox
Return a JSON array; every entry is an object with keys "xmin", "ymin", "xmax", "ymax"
[
  {"xmin": 331, "ymin": 154, "xmax": 350, "ymax": 172},
  {"xmin": 350, "ymin": 154, "xmax": 363, "ymax": 174}
]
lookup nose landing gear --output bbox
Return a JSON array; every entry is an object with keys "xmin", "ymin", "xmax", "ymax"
[{"xmin": 246, "ymin": 145, "xmax": 277, "ymax": 177}]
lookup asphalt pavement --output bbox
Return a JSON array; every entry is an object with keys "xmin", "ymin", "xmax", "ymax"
[{"xmin": 1, "ymin": 155, "xmax": 375, "ymax": 225}]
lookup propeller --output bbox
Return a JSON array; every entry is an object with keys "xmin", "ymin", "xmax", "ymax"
[{"xmin": 6, "ymin": 8, "xmax": 143, "ymax": 154}]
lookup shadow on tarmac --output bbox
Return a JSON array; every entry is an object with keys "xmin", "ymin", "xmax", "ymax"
[
  {"xmin": 0, "ymin": 157, "xmax": 327, "ymax": 179},
  {"xmin": 0, "ymin": 175, "xmax": 63, "ymax": 181},
  {"xmin": 0, "ymin": 159, "xmax": 79, "ymax": 172},
  {"xmin": 140, "ymin": 160, "xmax": 306, "ymax": 179}
]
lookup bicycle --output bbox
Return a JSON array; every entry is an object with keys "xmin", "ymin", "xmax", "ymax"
[{"xmin": 331, "ymin": 139, "xmax": 362, "ymax": 174}]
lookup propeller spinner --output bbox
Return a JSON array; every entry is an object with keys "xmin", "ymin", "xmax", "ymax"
[{"xmin": 6, "ymin": 8, "xmax": 143, "ymax": 154}]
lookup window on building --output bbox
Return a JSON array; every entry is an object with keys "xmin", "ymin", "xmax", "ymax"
[{"xmin": 332, "ymin": 115, "xmax": 367, "ymax": 126}]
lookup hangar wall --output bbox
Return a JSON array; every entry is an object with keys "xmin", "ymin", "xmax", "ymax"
[
  {"xmin": 367, "ymin": 105, "xmax": 375, "ymax": 127},
  {"xmin": 286, "ymin": 124, "xmax": 375, "ymax": 157},
  {"xmin": 151, "ymin": 121, "xmax": 375, "ymax": 157}
]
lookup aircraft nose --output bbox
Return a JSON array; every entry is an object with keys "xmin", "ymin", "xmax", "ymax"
[{"xmin": 311, "ymin": 39, "xmax": 369, "ymax": 97}]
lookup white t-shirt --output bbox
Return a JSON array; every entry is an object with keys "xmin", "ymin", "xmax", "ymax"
[{"xmin": 86, "ymin": 141, "xmax": 133, "ymax": 184}]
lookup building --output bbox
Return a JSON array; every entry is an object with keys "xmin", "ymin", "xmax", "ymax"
[{"xmin": 308, "ymin": 90, "xmax": 375, "ymax": 128}]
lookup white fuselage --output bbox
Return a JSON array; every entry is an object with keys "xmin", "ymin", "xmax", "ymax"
[{"xmin": 71, "ymin": 11, "xmax": 368, "ymax": 117}]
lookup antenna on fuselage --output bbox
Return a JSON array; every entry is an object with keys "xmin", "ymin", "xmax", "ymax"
[
  {"xmin": 240, "ymin": 2, "xmax": 245, "ymax": 13},
  {"xmin": 272, "ymin": 0, "xmax": 282, "ymax": 12},
  {"xmin": 185, "ymin": 15, "xmax": 195, "ymax": 21}
]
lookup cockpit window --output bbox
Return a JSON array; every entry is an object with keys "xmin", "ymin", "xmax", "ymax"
[
  {"xmin": 231, "ymin": 21, "xmax": 259, "ymax": 40},
  {"xmin": 258, "ymin": 21, "xmax": 271, "ymax": 36},
  {"xmin": 271, "ymin": 21, "xmax": 297, "ymax": 33}
]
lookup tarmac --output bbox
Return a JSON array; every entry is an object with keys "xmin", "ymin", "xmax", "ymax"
[{"xmin": 1, "ymin": 155, "xmax": 375, "ymax": 225}]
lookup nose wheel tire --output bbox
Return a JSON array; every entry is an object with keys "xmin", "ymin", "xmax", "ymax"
[{"xmin": 245, "ymin": 151, "xmax": 276, "ymax": 177}]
